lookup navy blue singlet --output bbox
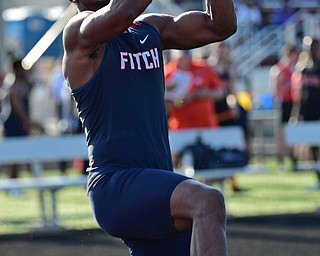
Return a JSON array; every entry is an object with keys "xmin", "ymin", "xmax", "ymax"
[
  {"xmin": 71, "ymin": 22, "xmax": 192, "ymax": 255},
  {"xmin": 71, "ymin": 22, "xmax": 173, "ymax": 177}
]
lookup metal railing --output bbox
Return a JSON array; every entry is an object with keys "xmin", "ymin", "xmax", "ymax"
[
  {"xmin": 229, "ymin": 12, "xmax": 302, "ymax": 77},
  {"xmin": 229, "ymin": 10, "xmax": 320, "ymax": 77}
]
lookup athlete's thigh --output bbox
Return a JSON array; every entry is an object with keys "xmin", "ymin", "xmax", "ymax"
[{"xmin": 89, "ymin": 168, "xmax": 190, "ymax": 239}]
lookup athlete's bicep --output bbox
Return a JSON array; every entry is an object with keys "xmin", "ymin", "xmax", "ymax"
[
  {"xmin": 75, "ymin": 1, "xmax": 153, "ymax": 46},
  {"xmin": 79, "ymin": 9, "xmax": 133, "ymax": 45},
  {"xmin": 63, "ymin": 7, "xmax": 135, "ymax": 49},
  {"xmin": 144, "ymin": 12, "xmax": 236, "ymax": 50},
  {"xmin": 163, "ymin": 12, "xmax": 219, "ymax": 49}
]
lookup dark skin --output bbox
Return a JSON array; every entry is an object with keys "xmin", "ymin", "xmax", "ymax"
[{"xmin": 63, "ymin": 1, "xmax": 236, "ymax": 255}]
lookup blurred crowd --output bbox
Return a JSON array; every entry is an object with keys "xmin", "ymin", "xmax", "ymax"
[{"xmin": 173, "ymin": 0, "xmax": 319, "ymax": 25}]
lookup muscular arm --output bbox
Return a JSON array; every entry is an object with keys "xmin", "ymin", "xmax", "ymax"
[
  {"xmin": 141, "ymin": 0, "xmax": 237, "ymax": 49},
  {"xmin": 63, "ymin": 0, "xmax": 152, "ymax": 89},
  {"xmin": 75, "ymin": 0, "xmax": 152, "ymax": 46}
]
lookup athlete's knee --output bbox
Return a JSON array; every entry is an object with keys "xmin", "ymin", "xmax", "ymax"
[{"xmin": 194, "ymin": 188, "xmax": 226, "ymax": 221}]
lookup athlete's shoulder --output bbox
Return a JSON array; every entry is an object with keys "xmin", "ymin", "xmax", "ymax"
[
  {"xmin": 65, "ymin": 11, "xmax": 93, "ymax": 32},
  {"xmin": 63, "ymin": 11, "xmax": 90, "ymax": 44}
]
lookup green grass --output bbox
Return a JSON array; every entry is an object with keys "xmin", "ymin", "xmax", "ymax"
[
  {"xmin": 0, "ymin": 157, "xmax": 319, "ymax": 235},
  {"xmin": 225, "ymin": 157, "xmax": 320, "ymax": 216}
]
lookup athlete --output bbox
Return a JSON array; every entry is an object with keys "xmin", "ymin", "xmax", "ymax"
[
  {"xmin": 269, "ymin": 44, "xmax": 299, "ymax": 170},
  {"xmin": 63, "ymin": 1, "xmax": 237, "ymax": 255}
]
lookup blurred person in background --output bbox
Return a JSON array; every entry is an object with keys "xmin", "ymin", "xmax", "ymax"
[
  {"xmin": 292, "ymin": 37, "xmax": 320, "ymax": 189},
  {"xmin": 271, "ymin": 0, "xmax": 297, "ymax": 25},
  {"xmin": 165, "ymin": 49, "xmax": 224, "ymax": 130},
  {"xmin": 207, "ymin": 42, "xmax": 238, "ymax": 127},
  {"xmin": 51, "ymin": 60, "xmax": 79, "ymax": 136},
  {"xmin": 1, "ymin": 59, "xmax": 43, "ymax": 195},
  {"xmin": 269, "ymin": 43, "xmax": 300, "ymax": 171},
  {"xmin": 165, "ymin": 49, "xmax": 225, "ymax": 184},
  {"xmin": 207, "ymin": 41, "xmax": 250, "ymax": 192},
  {"xmin": 50, "ymin": 60, "xmax": 81, "ymax": 175},
  {"xmin": 236, "ymin": 0, "xmax": 262, "ymax": 32}
]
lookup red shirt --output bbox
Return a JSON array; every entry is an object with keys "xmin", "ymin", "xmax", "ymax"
[
  {"xmin": 274, "ymin": 62, "xmax": 295, "ymax": 103},
  {"xmin": 165, "ymin": 60, "xmax": 221, "ymax": 129}
]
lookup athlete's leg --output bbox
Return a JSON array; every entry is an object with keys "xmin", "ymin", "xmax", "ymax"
[{"xmin": 170, "ymin": 179, "xmax": 228, "ymax": 256}]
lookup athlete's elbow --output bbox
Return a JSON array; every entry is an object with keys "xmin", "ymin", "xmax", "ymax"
[
  {"xmin": 224, "ymin": 22, "xmax": 237, "ymax": 39},
  {"xmin": 214, "ymin": 21, "xmax": 237, "ymax": 41},
  {"xmin": 220, "ymin": 8, "xmax": 238, "ymax": 38},
  {"xmin": 224, "ymin": 14, "xmax": 238, "ymax": 36},
  {"xmin": 228, "ymin": 16, "xmax": 238, "ymax": 36}
]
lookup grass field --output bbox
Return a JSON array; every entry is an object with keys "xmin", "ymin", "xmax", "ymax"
[
  {"xmin": 226, "ymin": 158, "xmax": 320, "ymax": 216},
  {"xmin": 0, "ymin": 157, "xmax": 319, "ymax": 235}
]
